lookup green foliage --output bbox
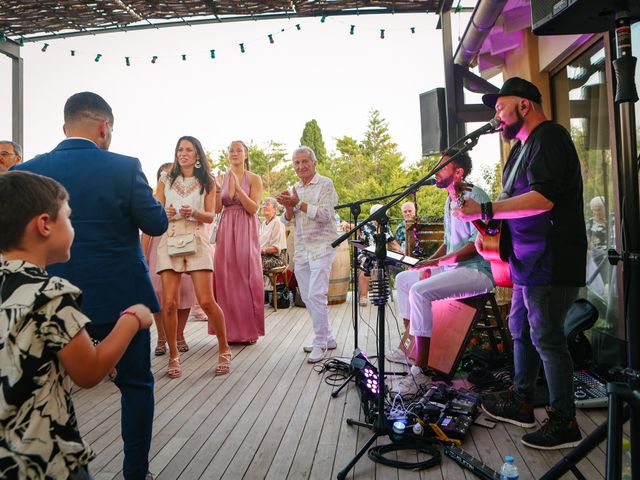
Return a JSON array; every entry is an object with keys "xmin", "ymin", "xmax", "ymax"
[
  {"xmin": 481, "ymin": 161, "xmax": 503, "ymax": 200},
  {"xmin": 300, "ymin": 119, "xmax": 328, "ymax": 167}
]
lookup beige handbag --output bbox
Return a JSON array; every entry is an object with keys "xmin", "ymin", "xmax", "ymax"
[{"xmin": 167, "ymin": 219, "xmax": 197, "ymax": 256}]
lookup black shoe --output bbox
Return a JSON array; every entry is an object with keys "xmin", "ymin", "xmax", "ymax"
[
  {"xmin": 481, "ymin": 389, "xmax": 536, "ymax": 428},
  {"xmin": 521, "ymin": 408, "xmax": 582, "ymax": 450}
]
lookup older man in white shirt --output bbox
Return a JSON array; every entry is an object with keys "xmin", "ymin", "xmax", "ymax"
[{"xmin": 277, "ymin": 146, "xmax": 339, "ymax": 363}]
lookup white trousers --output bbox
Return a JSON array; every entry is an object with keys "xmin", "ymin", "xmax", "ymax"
[
  {"xmin": 396, "ymin": 267, "xmax": 494, "ymax": 337},
  {"xmin": 295, "ymin": 251, "xmax": 336, "ymax": 348}
]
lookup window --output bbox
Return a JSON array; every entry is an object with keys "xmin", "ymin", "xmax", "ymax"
[{"xmin": 552, "ymin": 40, "xmax": 624, "ymax": 365}]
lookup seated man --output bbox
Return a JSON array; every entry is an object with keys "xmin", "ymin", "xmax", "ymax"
[
  {"xmin": 395, "ymin": 201, "xmax": 416, "ymax": 253},
  {"xmin": 389, "ymin": 150, "xmax": 495, "ymax": 395},
  {"xmin": 343, "ymin": 204, "xmax": 403, "ymax": 307},
  {"xmin": 260, "ymin": 197, "xmax": 288, "ymax": 287}
]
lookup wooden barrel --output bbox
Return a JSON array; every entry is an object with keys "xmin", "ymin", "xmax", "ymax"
[{"xmin": 327, "ymin": 241, "xmax": 350, "ymax": 305}]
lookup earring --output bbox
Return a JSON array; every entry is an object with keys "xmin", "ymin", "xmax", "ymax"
[{"xmin": 195, "ymin": 160, "xmax": 202, "ymax": 169}]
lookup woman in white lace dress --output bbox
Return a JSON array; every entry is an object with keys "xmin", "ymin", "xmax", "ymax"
[{"xmin": 156, "ymin": 136, "xmax": 231, "ymax": 378}]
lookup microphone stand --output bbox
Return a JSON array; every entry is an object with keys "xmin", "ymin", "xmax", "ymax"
[
  {"xmin": 333, "ymin": 190, "xmax": 417, "ymax": 398},
  {"xmin": 333, "ymin": 135, "xmax": 484, "ymax": 480}
]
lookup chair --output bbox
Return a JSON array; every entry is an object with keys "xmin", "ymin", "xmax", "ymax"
[
  {"xmin": 405, "ymin": 221, "xmax": 445, "ymax": 257},
  {"xmin": 264, "ymin": 265, "xmax": 288, "ymax": 311}
]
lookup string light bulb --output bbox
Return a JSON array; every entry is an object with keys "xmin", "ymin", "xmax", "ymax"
[
  {"xmin": 380, "ymin": 29, "xmax": 385, "ymax": 39},
  {"xmin": 268, "ymin": 34, "xmax": 274, "ymax": 44},
  {"xmin": 210, "ymin": 49, "xmax": 215, "ymax": 59},
  {"xmin": 410, "ymin": 27, "xmax": 416, "ymax": 34},
  {"xmin": 70, "ymin": 50, "xmax": 75, "ymax": 56},
  {"xmin": 125, "ymin": 56, "xmax": 130, "ymax": 66},
  {"xmin": 94, "ymin": 53, "xmax": 102, "ymax": 62},
  {"xmin": 350, "ymin": 25, "xmax": 355, "ymax": 35},
  {"xmin": 181, "ymin": 54, "xmax": 187, "ymax": 61},
  {"xmin": 41, "ymin": 43, "xmax": 49, "ymax": 52},
  {"xmin": 151, "ymin": 55, "xmax": 158, "ymax": 64},
  {"xmin": 295, "ymin": 24, "xmax": 301, "ymax": 30},
  {"xmin": 239, "ymin": 43, "xmax": 245, "ymax": 53}
]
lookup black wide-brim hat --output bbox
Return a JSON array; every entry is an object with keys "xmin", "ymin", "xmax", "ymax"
[{"xmin": 482, "ymin": 77, "xmax": 542, "ymax": 108}]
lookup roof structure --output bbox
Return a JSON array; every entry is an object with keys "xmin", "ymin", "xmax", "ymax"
[{"xmin": 1, "ymin": 1, "xmax": 445, "ymax": 41}]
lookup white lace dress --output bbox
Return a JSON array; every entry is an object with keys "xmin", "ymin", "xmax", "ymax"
[{"xmin": 156, "ymin": 173, "xmax": 213, "ymax": 273}]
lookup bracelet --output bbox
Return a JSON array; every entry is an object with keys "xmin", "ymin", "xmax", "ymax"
[{"xmin": 120, "ymin": 310, "xmax": 143, "ymax": 331}]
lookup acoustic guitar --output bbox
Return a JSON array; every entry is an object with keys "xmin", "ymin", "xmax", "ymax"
[{"xmin": 454, "ymin": 184, "xmax": 513, "ymax": 288}]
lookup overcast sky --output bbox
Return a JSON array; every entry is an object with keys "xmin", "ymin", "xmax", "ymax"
[{"xmin": 1, "ymin": 11, "xmax": 500, "ymax": 185}]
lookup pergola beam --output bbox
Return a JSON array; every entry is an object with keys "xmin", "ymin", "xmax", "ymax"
[{"xmin": 0, "ymin": 39, "xmax": 23, "ymax": 148}]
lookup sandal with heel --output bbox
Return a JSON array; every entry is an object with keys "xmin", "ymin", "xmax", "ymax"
[
  {"xmin": 167, "ymin": 356, "xmax": 182, "ymax": 378},
  {"xmin": 215, "ymin": 351, "xmax": 232, "ymax": 376}
]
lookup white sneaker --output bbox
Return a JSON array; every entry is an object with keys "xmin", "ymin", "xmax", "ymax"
[
  {"xmin": 392, "ymin": 366, "xmax": 431, "ymax": 396},
  {"xmin": 307, "ymin": 347, "xmax": 326, "ymax": 363},
  {"xmin": 302, "ymin": 339, "xmax": 337, "ymax": 353},
  {"xmin": 385, "ymin": 348, "xmax": 409, "ymax": 364}
]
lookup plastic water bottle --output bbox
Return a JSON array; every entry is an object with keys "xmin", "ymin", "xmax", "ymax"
[
  {"xmin": 499, "ymin": 455, "xmax": 519, "ymax": 480},
  {"xmin": 622, "ymin": 439, "xmax": 632, "ymax": 480},
  {"xmin": 335, "ymin": 213, "xmax": 341, "ymax": 232},
  {"xmin": 288, "ymin": 290, "xmax": 294, "ymax": 307}
]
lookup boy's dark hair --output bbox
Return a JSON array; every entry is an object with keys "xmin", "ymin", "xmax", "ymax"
[
  {"xmin": 64, "ymin": 91, "xmax": 114, "ymax": 125},
  {"xmin": 444, "ymin": 148, "xmax": 473, "ymax": 179},
  {"xmin": 0, "ymin": 171, "xmax": 69, "ymax": 252}
]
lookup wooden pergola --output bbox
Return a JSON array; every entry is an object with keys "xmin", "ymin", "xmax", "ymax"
[{"xmin": 0, "ymin": 1, "xmax": 448, "ymax": 147}]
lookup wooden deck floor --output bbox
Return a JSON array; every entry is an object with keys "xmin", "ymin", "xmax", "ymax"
[{"xmin": 74, "ymin": 295, "xmax": 617, "ymax": 480}]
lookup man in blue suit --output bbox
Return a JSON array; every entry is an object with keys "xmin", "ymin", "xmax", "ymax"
[{"xmin": 14, "ymin": 92, "xmax": 168, "ymax": 480}]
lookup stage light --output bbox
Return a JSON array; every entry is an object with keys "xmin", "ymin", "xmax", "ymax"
[{"xmin": 351, "ymin": 349, "xmax": 382, "ymax": 405}]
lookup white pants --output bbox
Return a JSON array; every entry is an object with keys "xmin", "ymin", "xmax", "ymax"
[
  {"xmin": 295, "ymin": 251, "xmax": 336, "ymax": 348},
  {"xmin": 396, "ymin": 267, "xmax": 494, "ymax": 337}
]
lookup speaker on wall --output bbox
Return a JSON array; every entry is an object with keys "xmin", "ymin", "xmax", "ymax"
[
  {"xmin": 420, "ymin": 87, "xmax": 448, "ymax": 156},
  {"xmin": 531, "ymin": 0, "xmax": 640, "ymax": 36}
]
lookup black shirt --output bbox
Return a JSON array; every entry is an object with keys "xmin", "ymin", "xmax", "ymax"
[{"xmin": 503, "ymin": 121, "xmax": 587, "ymax": 286}]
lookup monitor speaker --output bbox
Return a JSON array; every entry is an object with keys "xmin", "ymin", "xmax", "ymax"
[
  {"xmin": 531, "ymin": 0, "xmax": 640, "ymax": 36},
  {"xmin": 420, "ymin": 88, "xmax": 448, "ymax": 156}
]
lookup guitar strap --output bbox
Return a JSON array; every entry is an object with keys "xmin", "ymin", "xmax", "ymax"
[{"xmin": 498, "ymin": 141, "xmax": 529, "ymax": 200}]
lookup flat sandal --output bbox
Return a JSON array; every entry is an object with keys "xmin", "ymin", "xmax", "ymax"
[
  {"xmin": 154, "ymin": 342, "xmax": 167, "ymax": 356},
  {"xmin": 177, "ymin": 339, "xmax": 189, "ymax": 352},
  {"xmin": 215, "ymin": 351, "xmax": 232, "ymax": 376}
]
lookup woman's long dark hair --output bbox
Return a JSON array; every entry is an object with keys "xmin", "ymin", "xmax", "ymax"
[{"xmin": 169, "ymin": 136, "xmax": 213, "ymax": 194}]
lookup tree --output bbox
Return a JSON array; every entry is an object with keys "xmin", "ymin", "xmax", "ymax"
[
  {"xmin": 330, "ymin": 110, "xmax": 414, "ymax": 219},
  {"xmin": 300, "ymin": 119, "xmax": 328, "ymax": 168}
]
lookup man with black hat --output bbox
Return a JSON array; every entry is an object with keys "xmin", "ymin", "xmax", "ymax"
[{"xmin": 454, "ymin": 77, "xmax": 587, "ymax": 450}]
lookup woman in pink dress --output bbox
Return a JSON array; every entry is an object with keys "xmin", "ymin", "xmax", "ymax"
[{"xmin": 213, "ymin": 140, "xmax": 264, "ymax": 343}]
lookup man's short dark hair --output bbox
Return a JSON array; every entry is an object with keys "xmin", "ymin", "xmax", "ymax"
[
  {"xmin": 64, "ymin": 91, "xmax": 114, "ymax": 125},
  {"xmin": 0, "ymin": 171, "xmax": 69, "ymax": 252},
  {"xmin": 445, "ymin": 148, "xmax": 472, "ymax": 179}
]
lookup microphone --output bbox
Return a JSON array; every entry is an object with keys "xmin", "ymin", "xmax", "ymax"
[
  {"xmin": 459, "ymin": 118, "xmax": 501, "ymax": 142},
  {"xmin": 399, "ymin": 178, "xmax": 436, "ymax": 189}
]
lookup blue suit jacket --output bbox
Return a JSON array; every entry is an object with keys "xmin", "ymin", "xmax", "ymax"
[{"xmin": 14, "ymin": 138, "xmax": 168, "ymax": 325}]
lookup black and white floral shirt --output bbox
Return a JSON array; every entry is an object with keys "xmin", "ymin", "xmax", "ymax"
[{"xmin": 0, "ymin": 260, "xmax": 94, "ymax": 479}]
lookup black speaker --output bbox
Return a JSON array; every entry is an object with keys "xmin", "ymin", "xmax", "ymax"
[
  {"xmin": 531, "ymin": 0, "xmax": 640, "ymax": 36},
  {"xmin": 419, "ymin": 88, "xmax": 448, "ymax": 156}
]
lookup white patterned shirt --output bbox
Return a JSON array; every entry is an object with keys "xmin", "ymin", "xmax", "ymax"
[
  {"xmin": 0, "ymin": 260, "xmax": 94, "ymax": 479},
  {"xmin": 283, "ymin": 173, "xmax": 339, "ymax": 262}
]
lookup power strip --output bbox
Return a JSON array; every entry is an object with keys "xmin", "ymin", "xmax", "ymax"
[{"xmin": 444, "ymin": 445, "xmax": 500, "ymax": 480}]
